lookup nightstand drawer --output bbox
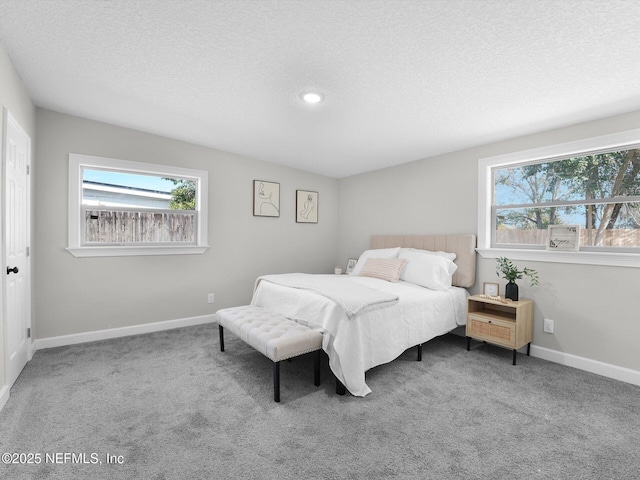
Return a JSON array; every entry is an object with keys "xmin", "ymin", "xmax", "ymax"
[{"xmin": 467, "ymin": 314, "xmax": 515, "ymax": 348}]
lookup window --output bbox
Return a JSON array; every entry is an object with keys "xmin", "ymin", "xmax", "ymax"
[
  {"xmin": 478, "ymin": 129, "xmax": 640, "ymax": 268},
  {"xmin": 67, "ymin": 154, "xmax": 208, "ymax": 257}
]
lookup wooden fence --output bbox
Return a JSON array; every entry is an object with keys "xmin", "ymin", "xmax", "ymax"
[
  {"xmin": 84, "ymin": 210, "xmax": 195, "ymax": 244},
  {"xmin": 496, "ymin": 229, "xmax": 640, "ymax": 247}
]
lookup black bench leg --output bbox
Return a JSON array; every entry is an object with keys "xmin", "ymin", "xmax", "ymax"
[
  {"xmin": 314, "ymin": 350, "xmax": 321, "ymax": 386},
  {"xmin": 417, "ymin": 343, "xmax": 422, "ymax": 361},
  {"xmin": 274, "ymin": 361, "xmax": 280, "ymax": 402},
  {"xmin": 219, "ymin": 325, "xmax": 224, "ymax": 352},
  {"xmin": 336, "ymin": 378, "xmax": 346, "ymax": 396}
]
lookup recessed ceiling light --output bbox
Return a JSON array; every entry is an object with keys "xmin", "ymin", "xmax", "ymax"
[{"xmin": 302, "ymin": 92, "xmax": 323, "ymax": 104}]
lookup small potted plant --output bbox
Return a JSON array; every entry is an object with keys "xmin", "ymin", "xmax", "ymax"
[{"xmin": 495, "ymin": 257, "xmax": 539, "ymax": 301}]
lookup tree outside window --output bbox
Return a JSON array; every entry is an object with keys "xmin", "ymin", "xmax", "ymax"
[{"xmin": 493, "ymin": 148, "xmax": 640, "ymax": 249}]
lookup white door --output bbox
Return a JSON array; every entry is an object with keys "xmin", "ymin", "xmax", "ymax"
[{"xmin": 3, "ymin": 109, "xmax": 31, "ymax": 388}]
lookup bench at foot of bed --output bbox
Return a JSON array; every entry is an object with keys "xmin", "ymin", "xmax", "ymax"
[{"xmin": 216, "ymin": 305, "xmax": 323, "ymax": 402}]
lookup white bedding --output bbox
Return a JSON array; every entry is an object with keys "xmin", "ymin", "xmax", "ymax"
[
  {"xmin": 251, "ymin": 274, "xmax": 468, "ymax": 397},
  {"xmin": 256, "ymin": 273, "xmax": 399, "ymax": 319}
]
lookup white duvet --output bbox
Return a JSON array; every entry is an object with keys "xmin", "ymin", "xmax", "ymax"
[{"xmin": 251, "ymin": 274, "xmax": 468, "ymax": 397}]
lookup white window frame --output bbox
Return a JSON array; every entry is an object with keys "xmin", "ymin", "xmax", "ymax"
[
  {"xmin": 477, "ymin": 128, "xmax": 640, "ymax": 268},
  {"xmin": 67, "ymin": 153, "xmax": 209, "ymax": 257}
]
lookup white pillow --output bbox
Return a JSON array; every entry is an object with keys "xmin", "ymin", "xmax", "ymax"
[
  {"xmin": 399, "ymin": 247, "xmax": 456, "ymax": 261},
  {"xmin": 350, "ymin": 247, "xmax": 400, "ymax": 275},
  {"xmin": 358, "ymin": 258, "xmax": 407, "ymax": 283},
  {"xmin": 398, "ymin": 249, "xmax": 458, "ymax": 290}
]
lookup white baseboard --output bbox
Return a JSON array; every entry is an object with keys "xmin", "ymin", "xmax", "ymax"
[
  {"xmin": 454, "ymin": 329, "xmax": 640, "ymax": 387},
  {"xmin": 530, "ymin": 345, "xmax": 640, "ymax": 387},
  {"xmin": 32, "ymin": 314, "xmax": 217, "ymax": 352}
]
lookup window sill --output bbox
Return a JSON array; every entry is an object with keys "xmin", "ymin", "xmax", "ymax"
[
  {"xmin": 66, "ymin": 245, "xmax": 209, "ymax": 258},
  {"xmin": 477, "ymin": 248, "xmax": 640, "ymax": 268}
]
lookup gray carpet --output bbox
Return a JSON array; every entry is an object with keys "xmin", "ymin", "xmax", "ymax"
[{"xmin": 1, "ymin": 324, "xmax": 638, "ymax": 480}]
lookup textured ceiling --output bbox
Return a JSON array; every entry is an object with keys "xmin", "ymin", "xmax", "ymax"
[{"xmin": 1, "ymin": 0, "xmax": 640, "ymax": 178}]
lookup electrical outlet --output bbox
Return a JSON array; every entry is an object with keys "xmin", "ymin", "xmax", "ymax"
[
  {"xmin": 207, "ymin": 293, "xmax": 215, "ymax": 304},
  {"xmin": 543, "ymin": 318, "xmax": 554, "ymax": 334}
]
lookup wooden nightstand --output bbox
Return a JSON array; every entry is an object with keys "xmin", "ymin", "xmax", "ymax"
[{"xmin": 465, "ymin": 294, "xmax": 534, "ymax": 365}]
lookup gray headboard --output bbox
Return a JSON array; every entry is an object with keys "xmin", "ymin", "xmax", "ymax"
[{"xmin": 370, "ymin": 234, "xmax": 477, "ymax": 288}]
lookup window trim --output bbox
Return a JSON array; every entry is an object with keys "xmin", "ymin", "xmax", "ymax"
[
  {"xmin": 477, "ymin": 128, "xmax": 640, "ymax": 268},
  {"xmin": 67, "ymin": 153, "xmax": 209, "ymax": 257}
]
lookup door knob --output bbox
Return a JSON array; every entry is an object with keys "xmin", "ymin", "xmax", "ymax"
[{"xmin": 6, "ymin": 266, "xmax": 18, "ymax": 275}]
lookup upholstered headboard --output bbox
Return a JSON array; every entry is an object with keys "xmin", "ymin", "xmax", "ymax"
[{"xmin": 370, "ymin": 234, "xmax": 477, "ymax": 288}]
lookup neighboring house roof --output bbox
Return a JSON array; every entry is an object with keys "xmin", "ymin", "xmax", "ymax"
[{"xmin": 82, "ymin": 181, "xmax": 172, "ymax": 209}]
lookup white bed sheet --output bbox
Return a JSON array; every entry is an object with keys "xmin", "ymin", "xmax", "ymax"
[{"xmin": 251, "ymin": 274, "xmax": 468, "ymax": 397}]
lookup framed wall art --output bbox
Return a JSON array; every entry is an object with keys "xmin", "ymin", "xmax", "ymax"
[
  {"xmin": 546, "ymin": 224, "xmax": 580, "ymax": 251},
  {"xmin": 296, "ymin": 190, "xmax": 318, "ymax": 223},
  {"xmin": 253, "ymin": 180, "xmax": 280, "ymax": 217}
]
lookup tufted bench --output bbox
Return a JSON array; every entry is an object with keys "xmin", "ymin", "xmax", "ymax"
[{"xmin": 216, "ymin": 305, "xmax": 323, "ymax": 402}]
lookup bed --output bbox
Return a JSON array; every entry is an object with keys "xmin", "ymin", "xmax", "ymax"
[{"xmin": 251, "ymin": 234, "xmax": 477, "ymax": 397}]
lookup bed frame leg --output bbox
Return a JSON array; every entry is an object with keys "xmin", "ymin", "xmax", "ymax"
[
  {"xmin": 417, "ymin": 343, "xmax": 422, "ymax": 361},
  {"xmin": 336, "ymin": 378, "xmax": 346, "ymax": 396},
  {"xmin": 314, "ymin": 350, "xmax": 321, "ymax": 386},
  {"xmin": 274, "ymin": 361, "xmax": 281, "ymax": 402},
  {"xmin": 219, "ymin": 325, "xmax": 225, "ymax": 352}
]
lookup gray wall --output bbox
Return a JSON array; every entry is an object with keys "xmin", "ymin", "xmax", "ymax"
[
  {"xmin": 0, "ymin": 42, "xmax": 36, "ymax": 388},
  {"xmin": 33, "ymin": 109, "xmax": 338, "ymax": 338},
  {"xmin": 338, "ymin": 110, "xmax": 640, "ymax": 373}
]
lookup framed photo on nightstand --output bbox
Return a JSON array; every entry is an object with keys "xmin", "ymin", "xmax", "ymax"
[
  {"xmin": 483, "ymin": 282, "xmax": 499, "ymax": 296},
  {"xmin": 346, "ymin": 258, "xmax": 358, "ymax": 275}
]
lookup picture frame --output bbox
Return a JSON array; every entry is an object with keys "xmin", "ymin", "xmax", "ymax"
[
  {"xmin": 253, "ymin": 180, "xmax": 280, "ymax": 217},
  {"xmin": 546, "ymin": 224, "xmax": 580, "ymax": 251},
  {"xmin": 483, "ymin": 282, "xmax": 499, "ymax": 296},
  {"xmin": 296, "ymin": 190, "xmax": 318, "ymax": 223},
  {"xmin": 346, "ymin": 258, "xmax": 358, "ymax": 275}
]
